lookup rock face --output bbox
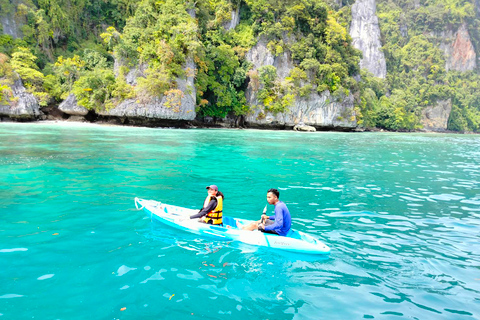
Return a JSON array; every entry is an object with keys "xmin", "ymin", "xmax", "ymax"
[
  {"xmin": 98, "ymin": 59, "xmax": 196, "ymax": 120},
  {"xmin": 1, "ymin": 15, "xmax": 22, "ymax": 39},
  {"xmin": 445, "ymin": 24, "xmax": 477, "ymax": 72},
  {"xmin": 224, "ymin": 7, "xmax": 240, "ymax": 31},
  {"xmin": 293, "ymin": 123, "xmax": 316, "ymax": 132},
  {"xmin": 113, "ymin": 57, "xmax": 148, "ymax": 86},
  {"xmin": 350, "ymin": 0, "xmax": 387, "ymax": 78},
  {"xmin": 246, "ymin": 91, "xmax": 356, "ymax": 129},
  {"xmin": 58, "ymin": 94, "xmax": 88, "ymax": 116},
  {"xmin": 0, "ymin": 78, "xmax": 41, "ymax": 119},
  {"xmin": 421, "ymin": 100, "xmax": 452, "ymax": 131},
  {"xmin": 244, "ymin": 39, "xmax": 356, "ymax": 129},
  {"xmin": 125, "ymin": 64, "xmax": 147, "ymax": 86},
  {"xmin": 99, "ymin": 7, "xmax": 196, "ymax": 122}
]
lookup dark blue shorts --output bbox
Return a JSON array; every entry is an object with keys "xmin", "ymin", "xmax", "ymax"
[{"xmin": 259, "ymin": 219, "xmax": 278, "ymax": 234}]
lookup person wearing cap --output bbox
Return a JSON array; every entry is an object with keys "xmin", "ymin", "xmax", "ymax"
[
  {"xmin": 188, "ymin": 185, "xmax": 224, "ymax": 225},
  {"xmin": 239, "ymin": 188, "xmax": 291, "ymax": 236}
]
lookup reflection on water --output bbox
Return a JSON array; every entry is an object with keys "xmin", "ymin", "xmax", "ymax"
[{"xmin": 0, "ymin": 123, "xmax": 479, "ymax": 319}]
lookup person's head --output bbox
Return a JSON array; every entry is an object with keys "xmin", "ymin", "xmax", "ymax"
[
  {"xmin": 267, "ymin": 188, "xmax": 279, "ymax": 205},
  {"xmin": 206, "ymin": 185, "xmax": 218, "ymax": 196}
]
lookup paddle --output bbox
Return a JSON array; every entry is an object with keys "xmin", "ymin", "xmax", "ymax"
[
  {"xmin": 235, "ymin": 204, "xmax": 267, "ymax": 229},
  {"xmin": 260, "ymin": 205, "xmax": 268, "ymax": 225}
]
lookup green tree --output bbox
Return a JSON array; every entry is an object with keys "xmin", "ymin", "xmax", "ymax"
[
  {"xmin": 72, "ymin": 68, "xmax": 116, "ymax": 110},
  {"xmin": 11, "ymin": 47, "xmax": 45, "ymax": 87}
]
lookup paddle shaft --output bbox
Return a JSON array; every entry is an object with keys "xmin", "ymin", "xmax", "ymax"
[{"xmin": 260, "ymin": 205, "xmax": 268, "ymax": 224}]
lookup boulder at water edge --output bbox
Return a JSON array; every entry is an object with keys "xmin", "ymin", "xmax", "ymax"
[
  {"xmin": 58, "ymin": 94, "xmax": 89, "ymax": 116},
  {"xmin": 0, "ymin": 78, "xmax": 41, "ymax": 120},
  {"xmin": 293, "ymin": 124, "xmax": 316, "ymax": 132}
]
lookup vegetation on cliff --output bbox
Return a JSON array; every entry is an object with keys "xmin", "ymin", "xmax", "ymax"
[
  {"xmin": 358, "ymin": 0, "xmax": 480, "ymax": 132},
  {"xmin": 0, "ymin": 0, "xmax": 479, "ymax": 132},
  {"xmin": 0, "ymin": 0, "xmax": 361, "ymax": 118}
]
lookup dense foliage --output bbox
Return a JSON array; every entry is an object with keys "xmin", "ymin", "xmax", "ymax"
[
  {"xmin": 1, "ymin": 0, "xmax": 479, "ymax": 131},
  {"xmin": 0, "ymin": 0, "xmax": 360, "ymax": 117},
  {"xmin": 355, "ymin": 0, "xmax": 480, "ymax": 132}
]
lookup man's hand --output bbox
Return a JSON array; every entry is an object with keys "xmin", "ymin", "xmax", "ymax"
[{"xmin": 261, "ymin": 214, "xmax": 269, "ymax": 224}]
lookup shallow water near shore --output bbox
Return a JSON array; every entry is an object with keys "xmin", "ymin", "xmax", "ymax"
[{"xmin": 1, "ymin": 122, "xmax": 479, "ymax": 319}]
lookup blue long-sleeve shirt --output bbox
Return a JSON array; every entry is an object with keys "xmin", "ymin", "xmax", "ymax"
[{"xmin": 264, "ymin": 201, "xmax": 291, "ymax": 236}]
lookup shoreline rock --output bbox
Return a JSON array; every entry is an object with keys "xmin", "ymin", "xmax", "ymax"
[
  {"xmin": 0, "ymin": 77, "xmax": 42, "ymax": 120},
  {"xmin": 244, "ymin": 38, "xmax": 357, "ymax": 129},
  {"xmin": 3, "ymin": 116, "xmax": 473, "ymax": 134}
]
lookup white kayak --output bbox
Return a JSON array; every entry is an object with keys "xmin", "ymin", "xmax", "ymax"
[{"xmin": 135, "ymin": 198, "xmax": 330, "ymax": 255}]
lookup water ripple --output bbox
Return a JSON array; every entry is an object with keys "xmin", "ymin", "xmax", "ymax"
[{"xmin": 1, "ymin": 124, "xmax": 479, "ymax": 319}]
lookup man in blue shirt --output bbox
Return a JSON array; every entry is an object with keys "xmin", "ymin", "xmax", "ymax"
[{"xmin": 240, "ymin": 188, "xmax": 292, "ymax": 236}]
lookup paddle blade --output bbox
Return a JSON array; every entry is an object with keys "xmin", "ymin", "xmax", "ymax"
[{"xmin": 263, "ymin": 205, "xmax": 267, "ymax": 214}]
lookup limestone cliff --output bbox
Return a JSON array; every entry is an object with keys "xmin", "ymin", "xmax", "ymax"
[
  {"xmin": 58, "ymin": 94, "xmax": 88, "ymax": 116},
  {"xmin": 95, "ymin": 7, "xmax": 197, "ymax": 122},
  {"xmin": 113, "ymin": 58, "xmax": 148, "ymax": 86},
  {"xmin": 244, "ymin": 39, "xmax": 356, "ymax": 129},
  {"xmin": 98, "ymin": 59, "xmax": 196, "ymax": 121},
  {"xmin": 223, "ymin": 7, "xmax": 240, "ymax": 31},
  {"xmin": 421, "ymin": 100, "xmax": 452, "ymax": 131},
  {"xmin": 0, "ymin": 2, "xmax": 24, "ymax": 39},
  {"xmin": 1, "ymin": 15, "xmax": 22, "ymax": 39},
  {"xmin": 246, "ymin": 89, "xmax": 356, "ymax": 129},
  {"xmin": 350, "ymin": 0, "xmax": 387, "ymax": 78},
  {"xmin": 445, "ymin": 24, "xmax": 477, "ymax": 72},
  {"xmin": 0, "ymin": 77, "xmax": 41, "ymax": 119}
]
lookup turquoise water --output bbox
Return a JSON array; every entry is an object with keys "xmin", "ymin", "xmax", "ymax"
[{"xmin": 1, "ymin": 122, "xmax": 479, "ymax": 319}]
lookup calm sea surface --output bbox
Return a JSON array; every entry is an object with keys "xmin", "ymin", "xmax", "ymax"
[{"xmin": 1, "ymin": 122, "xmax": 479, "ymax": 319}]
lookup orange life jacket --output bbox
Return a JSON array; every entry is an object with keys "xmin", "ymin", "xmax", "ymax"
[{"xmin": 204, "ymin": 195, "xmax": 223, "ymax": 225}]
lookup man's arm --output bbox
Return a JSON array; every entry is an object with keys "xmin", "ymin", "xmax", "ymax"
[{"xmin": 190, "ymin": 198, "xmax": 217, "ymax": 219}]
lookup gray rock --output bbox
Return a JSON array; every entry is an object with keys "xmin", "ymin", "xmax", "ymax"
[
  {"xmin": 187, "ymin": 8, "xmax": 196, "ymax": 18},
  {"xmin": 125, "ymin": 63, "xmax": 147, "ymax": 86},
  {"xmin": 421, "ymin": 100, "xmax": 452, "ymax": 131},
  {"xmin": 58, "ymin": 94, "xmax": 89, "ymax": 116},
  {"xmin": 445, "ymin": 24, "xmax": 477, "ymax": 72},
  {"xmin": 400, "ymin": 23, "xmax": 408, "ymax": 38},
  {"xmin": 0, "ymin": 77, "xmax": 41, "ymax": 119},
  {"xmin": 244, "ymin": 40, "xmax": 356, "ymax": 129},
  {"xmin": 245, "ymin": 90, "xmax": 356, "ymax": 128},
  {"xmin": 435, "ymin": 29, "xmax": 455, "ymax": 64},
  {"xmin": 1, "ymin": 15, "xmax": 22, "ymax": 39},
  {"xmin": 113, "ymin": 55, "xmax": 124, "ymax": 77},
  {"xmin": 113, "ymin": 56, "xmax": 147, "ymax": 86},
  {"xmin": 245, "ymin": 38, "xmax": 275, "ymax": 70},
  {"xmin": 350, "ymin": 0, "xmax": 387, "ymax": 78},
  {"xmin": 245, "ymin": 37, "xmax": 295, "ymax": 79},
  {"xmin": 99, "ymin": 59, "xmax": 196, "ymax": 120},
  {"xmin": 224, "ymin": 7, "xmax": 240, "ymax": 31},
  {"xmin": 293, "ymin": 124, "xmax": 316, "ymax": 132}
]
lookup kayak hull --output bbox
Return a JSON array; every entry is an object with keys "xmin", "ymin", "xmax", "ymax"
[{"xmin": 135, "ymin": 198, "xmax": 330, "ymax": 255}]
